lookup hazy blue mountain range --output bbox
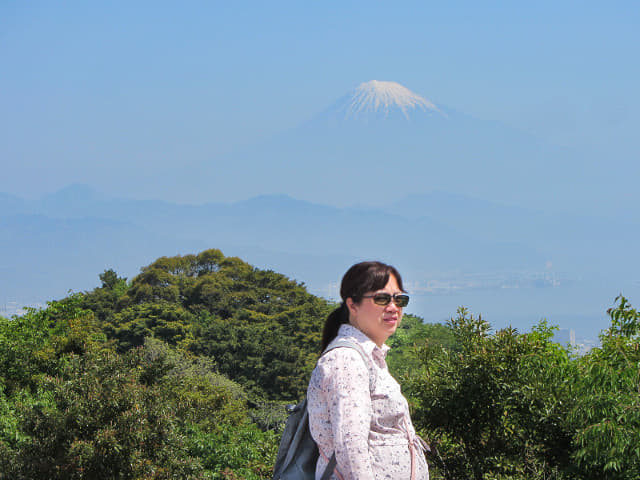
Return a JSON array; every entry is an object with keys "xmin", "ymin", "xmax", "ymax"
[
  {"xmin": 2, "ymin": 183, "xmax": 638, "ymax": 342},
  {"xmin": 2, "ymin": 82, "xmax": 637, "ymax": 342},
  {"xmin": 172, "ymin": 81, "xmax": 626, "ymax": 222}
]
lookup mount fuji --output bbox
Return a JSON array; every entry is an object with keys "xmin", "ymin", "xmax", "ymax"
[
  {"xmin": 321, "ymin": 80, "xmax": 444, "ymax": 122},
  {"xmin": 185, "ymin": 80, "xmax": 589, "ymax": 211}
]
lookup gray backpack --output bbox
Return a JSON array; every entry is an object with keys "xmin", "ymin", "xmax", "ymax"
[{"xmin": 271, "ymin": 338, "xmax": 374, "ymax": 480}]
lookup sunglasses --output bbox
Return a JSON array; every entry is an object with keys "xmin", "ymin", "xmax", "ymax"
[{"xmin": 361, "ymin": 293, "xmax": 410, "ymax": 307}]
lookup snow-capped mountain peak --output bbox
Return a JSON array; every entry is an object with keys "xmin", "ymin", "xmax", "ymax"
[{"xmin": 344, "ymin": 80, "xmax": 440, "ymax": 120}]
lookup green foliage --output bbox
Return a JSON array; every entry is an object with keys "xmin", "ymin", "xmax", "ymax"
[
  {"xmin": 247, "ymin": 401, "xmax": 291, "ymax": 432},
  {"xmin": 139, "ymin": 337, "xmax": 248, "ymax": 430},
  {"xmin": 136, "ymin": 338, "xmax": 277, "ymax": 479},
  {"xmin": 406, "ymin": 308, "xmax": 575, "ymax": 480},
  {"xmin": 80, "ymin": 269, "xmax": 130, "ymax": 322},
  {"xmin": 6, "ymin": 249, "xmax": 640, "ymax": 480},
  {"xmin": 0, "ymin": 295, "xmax": 105, "ymax": 396},
  {"xmin": 0, "ymin": 292, "xmax": 281, "ymax": 479},
  {"xmin": 568, "ymin": 296, "xmax": 640, "ymax": 479},
  {"xmin": 99, "ymin": 269, "xmax": 128, "ymax": 294},
  {"xmin": 189, "ymin": 299, "xmax": 327, "ymax": 401},
  {"xmin": 0, "ymin": 299, "xmax": 103, "ymax": 474},
  {"xmin": 7, "ymin": 348, "xmax": 204, "ymax": 479},
  {"xmin": 91, "ymin": 249, "xmax": 330, "ymax": 401},
  {"xmin": 108, "ymin": 301, "xmax": 196, "ymax": 351},
  {"xmin": 386, "ymin": 314, "xmax": 457, "ymax": 378},
  {"xmin": 187, "ymin": 422, "xmax": 278, "ymax": 479}
]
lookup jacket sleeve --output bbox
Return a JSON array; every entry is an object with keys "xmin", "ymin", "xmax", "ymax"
[{"xmin": 319, "ymin": 348, "xmax": 375, "ymax": 479}]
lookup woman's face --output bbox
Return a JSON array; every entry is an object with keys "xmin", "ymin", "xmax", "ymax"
[{"xmin": 347, "ymin": 274, "xmax": 404, "ymax": 347}]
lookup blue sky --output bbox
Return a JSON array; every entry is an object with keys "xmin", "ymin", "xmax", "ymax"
[{"xmin": 1, "ymin": 1, "xmax": 638, "ymax": 202}]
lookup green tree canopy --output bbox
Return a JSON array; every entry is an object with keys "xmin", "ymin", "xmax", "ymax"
[
  {"xmin": 407, "ymin": 308, "xmax": 575, "ymax": 480},
  {"xmin": 82, "ymin": 249, "xmax": 332, "ymax": 401},
  {"xmin": 569, "ymin": 296, "xmax": 640, "ymax": 478}
]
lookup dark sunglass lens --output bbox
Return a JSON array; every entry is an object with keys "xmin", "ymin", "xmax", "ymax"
[
  {"xmin": 395, "ymin": 294, "xmax": 410, "ymax": 307},
  {"xmin": 373, "ymin": 293, "xmax": 392, "ymax": 305}
]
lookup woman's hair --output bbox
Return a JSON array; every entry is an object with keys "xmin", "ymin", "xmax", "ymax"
[{"xmin": 320, "ymin": 261, "xmax": 404, "ymax": 350}]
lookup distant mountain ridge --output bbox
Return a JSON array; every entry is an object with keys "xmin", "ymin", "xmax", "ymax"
[
  {"xmin": 2, "ymin": 184, "xmax": 639, "ymax": 340},
  {"xmin": 0, "ymin": 184, "xmax": 540, "ymax": 265}
]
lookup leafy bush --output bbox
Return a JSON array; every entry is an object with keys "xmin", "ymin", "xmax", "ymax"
[
  {"xmin": 569, "ymin": 296, "xmax": 640, "ymax": 479},
  {"xmin": 187, "ymin": 422, "xmax": 278, "ymax": 479},
  {"xmin": 6, "ymin": 349, "xmax": 204, "ymax": 479},
  {"xmin": 386, "ymin": 314, "xmax": 456, "ymax": 378},
  {"xmin": 406, "ymin": 308, "xmax": 575, "ymax": 480}
]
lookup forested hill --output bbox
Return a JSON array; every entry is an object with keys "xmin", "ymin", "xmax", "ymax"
[
  {"xmin": 1, "ymin": 248, "xmax": 639, "ymax": 479},
  {"xmin": 0, "ymin": 249, "xmax": 342, "ymax": 478},
  {"xmin": 80, "ymin": 248, "xmax": 334, "ymax": 401}
]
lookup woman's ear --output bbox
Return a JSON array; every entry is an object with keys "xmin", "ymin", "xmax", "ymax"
[{"xmin": 346, "ymin": 297, "xmax": 357, "ymax": 316}]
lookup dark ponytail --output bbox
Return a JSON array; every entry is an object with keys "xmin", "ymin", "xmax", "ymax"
[
  {"xmin": 320, "ymin": 261, "xmax": 404, "ymax": 350},
  {"xmin": 321, "ymin": 303, "xmax": 349, "ymax": 351}
]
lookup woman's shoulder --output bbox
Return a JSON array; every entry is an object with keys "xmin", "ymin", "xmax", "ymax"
[
  {"xmin": 311, "ymin": 344, "xmax": 372, "ymax": 391},
  {"xmin": 317, "ymin": 335, "xmax": 373, "ymax": 373}
]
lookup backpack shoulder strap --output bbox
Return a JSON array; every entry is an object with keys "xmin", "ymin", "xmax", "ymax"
[{"xmin": 321, "ymin": 338, "xmax": 376, "ymax": 397}]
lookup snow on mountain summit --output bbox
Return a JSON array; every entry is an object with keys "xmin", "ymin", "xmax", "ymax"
[{"xmin": 344, "ymin": 80, "xmax": 441, "ymax": 120}]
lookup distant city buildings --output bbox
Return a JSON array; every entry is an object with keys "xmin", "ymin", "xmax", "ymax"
[
  {"xmin": 554, "ymin": 328, "xmax": 598, "ymax": 355},
  {"xmin": 0, "ymin": 301, "xmax": 43, "ymax": 318},
  {"xmin": 405, "ymin": 270, "xmax": 567, "ymax": 295}
]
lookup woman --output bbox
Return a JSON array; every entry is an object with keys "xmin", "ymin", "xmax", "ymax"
[{"xmin": 307, "ymin": 261, "xmax": 429, "ymax": 479}]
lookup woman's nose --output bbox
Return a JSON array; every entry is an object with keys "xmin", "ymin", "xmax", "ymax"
[{"xmin": 386, "ymin": 301, "xmax": 400, "ymax": 311}]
